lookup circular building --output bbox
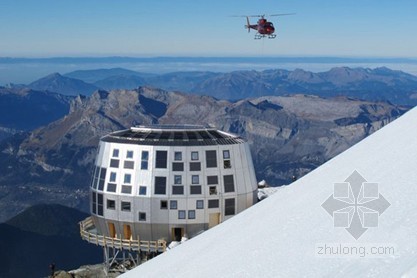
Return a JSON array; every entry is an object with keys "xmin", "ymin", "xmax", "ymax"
[{"xmin": 83, "ymin": 125, "xmax": 257, "ymax": 246}]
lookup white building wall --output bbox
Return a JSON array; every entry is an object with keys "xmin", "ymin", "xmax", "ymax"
[{"xmin": 90, "ymin": 131, "xmax": 257, "ymax": 241}]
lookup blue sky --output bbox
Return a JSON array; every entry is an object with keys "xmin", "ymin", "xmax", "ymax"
[{"xmin": 0, "ymin": 0, "xmax": 416, "ymax": 57}]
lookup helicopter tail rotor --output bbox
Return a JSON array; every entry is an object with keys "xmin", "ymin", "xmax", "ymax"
[{"xmin": 245, "ymin": 16, "xmax": 250, "ymax": 32}]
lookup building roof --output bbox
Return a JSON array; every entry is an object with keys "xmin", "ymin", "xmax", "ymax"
[
  {"xmin": 101, "ymin": 125, "xmax": 245, "ymax": 146},
  {"xmin": 122, "ymin": 107, "xmax": 417, "ymax": 277}
]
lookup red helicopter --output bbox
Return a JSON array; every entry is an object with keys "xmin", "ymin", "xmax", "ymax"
[{"xmin": 237, "ymin": 14, "xmax": 295, "ymax": 39}]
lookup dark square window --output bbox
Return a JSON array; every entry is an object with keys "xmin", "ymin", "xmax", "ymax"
[
  {"xmin": 124, "ymin": 174, "xmax": 131, "ymax": 184},
  {"xmin": 192, "ymin": 175, "xmax": 199, "ymax": 184},
  {"xmin": 110, "ymin": 159, "xmax": 119, "ymax": 168},
  {"xmin": 97, "ymin": 194, "xmax": 103, "ymax": 216},
  {"xmin": 225, "ymin": 198, "xmax": 235, "ymax": 216},
  {"xmin": 99, "ymin": 168, "xmax": 107, "ymax": 180},
  {"xmin": 124, "ymin": 161, "xmax": 134, "ymax": 169},
  {"xmin": 126, "ymin": 150, "xmax": 134, "ymax": 159},
  {"xmin": 121, "ymin": 201, "xmax": 131, "ymax": 212},
  {"xmin": 172, "ymin": 185, "xmax": 184, "ymax": 195},
  {"xmin": 160, "ymin": 200, "xmax": 168, "ymax": 209},
  {"xmin": 98, "ymin": 180, "xmax": 105, "ymax": 191},
  {"xmin": 206, "ymin": 150, "xmax": 217, "ymax": 168},
  {"xmin": 174, "ymin": 175, "xmax": 182, "ymax": 184},
  {"xmin": 190, "ymin": 185, "xmax": 202, "ymax": 195},
  {"xmin": 139, "ymin": 186, "xmax": 147, "ymax": 195},
  {"xmin": 155, "ymin": 176, "xmax": 167, "ymax": 195},
  {"xmin": 109, "ymin": 172, "xmax": 117, "ymax": 182},
  {"xmin": 170, "ymin": 200, "xmax": 177, "ymax": 210},
  {"xmin": 174, "ymin": 152, "xmax": 182, "ymax": 161},
  {"xmin": 191, "ymin": 151, "xmax": 199, "ymax": 161},
  {"xmin": 112, "ymin": 149, "xmax": 119, "ymax": 158},
  {"xmin": 141, "ymin": 151, "xmax": 149, "ymax": 160},
  {"xmin": 139, "ymin": 212, "xmax": 146, "ymax": 221},
  {"xmin": 94, "ymin": 166, "xmax": 100, "ymax": 179},
  {"xmin": 107, "ymin": 183, "xmax": 117, "ymax": 192},
  {"xmin": 172, "ymin": 162, "xmax": 184, "ymax": 171},
  {"xmin": 92, "ymin": 192, "xmax": 97, "ymax": 214},
  {"xmin": 91, "ymin": 177, "xmax": 98, "ymax": 189},
  {"xmin": 190, "ymin": 162, "xmax": 201, "ymax": 171},
  {"xmin": 91, "ymin": 167, "xmax": 100, "ymax": 188},
  {"xmin": 178, "ymin": 210, "xmax": 186, "ymax": 219},
  {"xmin": 188, "ymin": 210, "xmax": 196, "ymax": 219},
  {"xmin": 121, "ymin": 185, "xmax": 132, "ymax": 194},
  {"xmin": 107, "ymin": 199, "xmax": 116, "ymax": 209},
  {"xmin": 208, "ymin": 199, "xmax": 219, "ymax": 208},
  {"xmin": 141, "ymin": 151, "xmax": 149, "ymax": 170},
  {"xmin": 207, "ymin": 175, "xmax": 218, "ymax": 185},
  {"xmin": 97, "ymin": 193, "xmax": 103, "ymax": 205},
  {"xmin": 97, "ymin": 205, "xmax": 103, "ymax": 216},
  {"xmin": 155, "ymin": 151, "xmax": 168, "ymax": 168},
  {"xmin": 209, "ymin": 186, "xmax": 217, "ymax": 195},
  {"xmin": 223, "ymin": 175, "xmax": 235, "ymax": 193},
  {"xmin": 224, "ymin": 160, "xmax": 231, "ymax": 169},
  {"xmin": 141, "ymin": 161, "xmax": 148, "ymax": 170},
  {"xmin": 196, "ymin": 200, "xmax": 204, "ymax": 209},
  {"xmin": 98, "ymin": 168, "xmax": 106, "ymax": 191}
]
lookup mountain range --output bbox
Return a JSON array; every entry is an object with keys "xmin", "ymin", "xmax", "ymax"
[
  {"xmin": 19, "ymin": 66, "xmax": 417, "ymax": 105},
  {"xmin": 0, "ymin": 86, "xmax": 407, "ymax": 222},
  {"xmin": 0, "ymin": 66, "xmax": 414, "ymax": 277},
  {"xmin": 29, "ymin": 72, "xmax": 99, "ymax": 96},
  {"xmin": 0, "ymin": 86, "xmax": 71, "ymax": 141}
]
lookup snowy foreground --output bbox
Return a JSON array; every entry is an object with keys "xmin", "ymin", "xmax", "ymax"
[{"xmin": 123, "ymin": 107, "xmax": 417, "ymax": 278}]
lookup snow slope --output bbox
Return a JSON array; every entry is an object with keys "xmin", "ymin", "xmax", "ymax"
[{"xmin": 123, "ymin": 107, "xmax": 417, "ymax": 278}]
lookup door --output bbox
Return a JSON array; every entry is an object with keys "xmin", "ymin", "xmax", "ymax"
[
  {"xmin": 171, "ymin": 227, "xmax": 184, "ymax": 242},
  {"xmin": 123, "ymin": 224, "xmax": 132, "ymax": 240},
  {"xmin": 209, "ymin": 213, "xmax": 220, "ymax": 228},
  {"xmin": 108, "ymin": 222, "xmax": 116, "ymax": 238}
]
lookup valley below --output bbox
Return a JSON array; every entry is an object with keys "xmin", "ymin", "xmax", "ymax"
[{"xmin": 0, "ymin": 73, "xmax": 410, "ymax": 221}]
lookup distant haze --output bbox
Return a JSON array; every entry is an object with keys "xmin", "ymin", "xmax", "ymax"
[{"xmin": 1, "ymin": 56, "xmax": 417, "ymax": 84}]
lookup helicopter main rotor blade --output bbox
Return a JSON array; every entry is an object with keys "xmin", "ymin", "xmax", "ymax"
[
  {"xmin": 231, "ymin": 13, "xmax": 295, "ymax": 18},
  {"xmin": 230, "ymin": 14, "xmax": 266, "ymax": 18},
  {"xmin": 269, "ymin": 13, "xmax": 296, "ymax": 16}
]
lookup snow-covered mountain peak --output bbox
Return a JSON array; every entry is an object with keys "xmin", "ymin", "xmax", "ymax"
[{"xmin": 123, "ymin": 106, "xmax": 417, "ymax": 278}]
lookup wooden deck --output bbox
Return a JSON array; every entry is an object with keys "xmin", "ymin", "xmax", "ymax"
[{"xmin": 80, "ymin": 216, "xmax": 167, "ymax": 253}]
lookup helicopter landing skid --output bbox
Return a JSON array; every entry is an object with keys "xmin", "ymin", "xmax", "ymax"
[{"xmin": 254, "ymin": 34, "xmax": 276, "ymax": 39}]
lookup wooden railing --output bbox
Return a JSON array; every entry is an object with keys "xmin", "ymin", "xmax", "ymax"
[{"xmin": 80, "ymin": 217, "xmax": 166, "ymax": 253}]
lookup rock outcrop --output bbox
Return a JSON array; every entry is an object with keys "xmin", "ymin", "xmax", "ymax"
[{"xmin": 0, "ymin": 87, "xmax": 408, "ymax": 221}]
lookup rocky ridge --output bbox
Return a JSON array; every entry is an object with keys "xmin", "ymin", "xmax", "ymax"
[
  {"xmin": 60, "ymin": 66, "xmax": 417, "ymax": 104},
  {"xmin": 0, "ymin": 87, "xmax": 407, "ymax": 221}
]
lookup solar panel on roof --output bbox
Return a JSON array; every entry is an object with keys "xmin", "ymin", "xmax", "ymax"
[
  {"xmin": 174, "ymin": 132, "xmax": 184, "ymax": 140},
  {"xmin": 208, "ymin": 130, "xmax": 224, "ymax": 139},
  {"xmin": 159, "ymin": 132, "xmax": 171, "ymax": 140},
  {"xmin": 198, "ymin": 131, "xmax": 211, "ymax": 139},
  {"xmin": 104, "ymin": 126, "xmax": 243, "ymax": 146},
  {"xmin": 145, "ymin": 132, "xmax": 158, "ymax": 139},
  {"xmin": 186, "ymin": 131, "xmax": 197, "ymax": 140}
]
